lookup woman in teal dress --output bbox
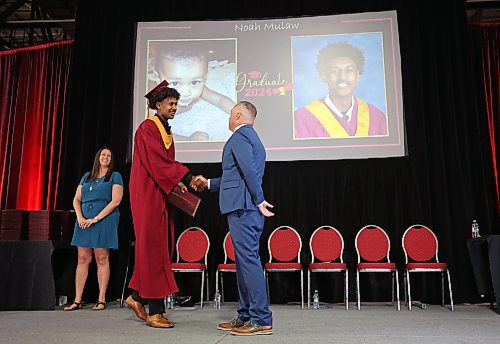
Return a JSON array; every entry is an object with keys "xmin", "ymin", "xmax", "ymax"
[{"xmin": 64, "ymin": 148, "xmax": 124, "ymax": 311}]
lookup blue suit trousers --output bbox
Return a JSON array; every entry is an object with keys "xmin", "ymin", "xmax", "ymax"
[{"xmin": 227, "ymin": 209, "xmax": 272, "ymax": 326}]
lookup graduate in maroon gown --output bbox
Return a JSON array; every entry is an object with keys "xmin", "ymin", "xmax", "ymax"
[{"xmin": 125, "ymin": 81, "xmax": 201, "ymax": 328}]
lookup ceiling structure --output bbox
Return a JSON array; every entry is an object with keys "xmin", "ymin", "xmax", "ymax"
[
  {"xmin": 0, "ymin": 0, "xmax": 76, "ymax": 51},
  {"xmin": 0, "ymin": 0, "xmax": 499, "ymax": 51},
  {"xmin": 467, "ymin": 0, "xmax": 500, "ymax": 21}
]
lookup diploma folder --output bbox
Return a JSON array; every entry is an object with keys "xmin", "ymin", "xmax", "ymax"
[{"xmin": 166, "ymin": 185, "xmax": 201, "ymax": 217}]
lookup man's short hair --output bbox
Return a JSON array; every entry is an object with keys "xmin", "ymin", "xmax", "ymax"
[
  {"xmin": 316, "ymin": 42, "xmax": 365, "ymax": 75},
  {"xmin": 238, "ymin": 101, "xmax": 257, "ymax": 118}
]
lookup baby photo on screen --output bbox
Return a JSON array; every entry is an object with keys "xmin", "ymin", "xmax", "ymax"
[{"xmin": 147, "ymin": 39, "xmax": 237, "ymax": 141}]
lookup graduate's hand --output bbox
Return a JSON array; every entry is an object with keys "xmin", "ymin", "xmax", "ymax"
[{"xmin": 178, "ymin": 181, "xmax": 188, "ymax": 193}]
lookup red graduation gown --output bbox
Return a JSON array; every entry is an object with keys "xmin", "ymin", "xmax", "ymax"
[{"xmin": 129, "ymin": 119, "xmax": 189, "ymax": 298}]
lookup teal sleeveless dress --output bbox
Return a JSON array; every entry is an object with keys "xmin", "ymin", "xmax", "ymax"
[{"xmin": 71, "ymin": 171, "xmax": 123, "ymax": 249}]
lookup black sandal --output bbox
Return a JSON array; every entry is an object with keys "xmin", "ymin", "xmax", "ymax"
[
  {"xmin": 64, "ymin": 302, "xmax": 82, "ymax": 311},
  {"xmin": 92, "ymin": 301, "xmax": 106, "ymax": 311}
]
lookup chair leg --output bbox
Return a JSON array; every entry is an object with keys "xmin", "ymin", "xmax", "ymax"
[
  {"xmin": 447, "ymin": 269, "xmax": 454, "ymax": 311},
  {"xmin": 300, "ymin": 269, "xmax": 304, "ymax": 310},
  {"xmin": 220, "ymin": 273, "xmax": 225, "ymax": 303},
  {"xmin": 120, "ymin": 256, "xmax": 131, "ymax": 307},
  {"xmin": 265, "ymin": 271, "xmax": 270, "ymax": 303},
  {"xmin": 206, "ymin": 273, "xmax": 210, "ymax": 302},
  {"xmin": 407, "ymin": 270, "xmax": 412, "ymax": 311},
  {"xmin": 120, "ymin": 241, "xmax": 133, "ymax": 307},
  {"xmin": 215, "ymin": 270, "xmax": 219, "ymax": 302},
  {"xmin": 345, "ymin": 269, "xmax": 349, "ymax": 310},
  {"xmin": 200, "ymin": 271, "xmax": 205, "ymax": 309},
  {"xmin": 307, "ymin": 269, "xmax": 311, "ymax": 310},
  {"xmin": 391, "ymin": 271, "xmax": 395, "ymax": 303},
  {"xmin": 403, "ymin": 271, "xmax": 407, "ymax": 306},
  {"xmin": 441, "ymin": 271, "xmax": 445, "ymax": 307},
  {"xmin": 395, "ymin": 270, "xmax": 400, "ymax": 311},
  {"xmin": 356, "ymin": 270, "xmax": 361, "ymax": 310}
]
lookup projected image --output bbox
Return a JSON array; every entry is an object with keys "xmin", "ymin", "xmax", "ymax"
[
  {"xmin": 293, "ymin": 34, "xmax": 388, "ymax": 139},
  {"xmin": 147, "ymin": 39, "xmax": 236, "ymax": 141},
  {"xmin": 134, "ymin": 11, "xmax": 405, "ymax": 162}
]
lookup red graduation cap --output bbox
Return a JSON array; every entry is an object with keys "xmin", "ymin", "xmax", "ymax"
[{"xmin": 144, "ymin": 80, "xmax": 169, "ymax": 98}]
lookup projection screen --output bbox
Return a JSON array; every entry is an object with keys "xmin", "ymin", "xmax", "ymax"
[{"xmin": 133, "ymin": 10, "xmax": 406, "ymax": 162}]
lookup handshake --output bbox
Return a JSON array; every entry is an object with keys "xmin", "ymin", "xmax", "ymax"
[
  {"xmin": 189, "ymin": 175, "xmax": 208, "ymax": 192},
  {"xmin": 180, "ymin": 174, "xmax": 274, "ymax": 217}
]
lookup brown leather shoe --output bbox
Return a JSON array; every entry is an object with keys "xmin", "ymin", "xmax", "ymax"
[
  {"xmin": 146, "ymin": 314, "xmax": 175, "ymax": 328},
  {"xmin": 230, "ymin": 321, "xmax": 273, "ymax": 336},
  {"xmin": 217, "ymin": 315, "xmax": 246, "ymax": 331},
  {"xmin": 125, "ymin": 295, "xmax": 147, "ymax": 321}
]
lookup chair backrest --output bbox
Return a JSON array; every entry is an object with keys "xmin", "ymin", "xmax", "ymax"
[
  {"xmin": 223, "ymin": 231, "xmax": 236, "ymax": 263},
  {"xmin": 176, "ymin": 226, "xmax": 210, "ymax": 264},
  {"xmin": 309, "ymin": 225, "xmax": 344, "ymax": 263},
  {"xmin": 402, "ymin": 224, "xmax": 439, "ymax": 264},
  {"xmin": 355, "ymin": 225, "xmax": 391, "ymax": 263},
  {"xmin": 268, "ymin": 225, "xmax": 302, "ymax": 263}
]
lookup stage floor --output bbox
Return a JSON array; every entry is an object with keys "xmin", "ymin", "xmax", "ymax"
[{"xmin": 0, "ymin": 302, "xmax": 497, "ymax": 343}]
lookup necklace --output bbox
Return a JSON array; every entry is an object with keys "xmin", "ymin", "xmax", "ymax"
[{"xmin": 89, "ymin": 176, "xmax": 104, "ymax": 191}]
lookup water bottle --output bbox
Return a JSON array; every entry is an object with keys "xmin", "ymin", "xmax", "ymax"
[
  {"xmin": 214, "ymin": 289, "xmax": 221, "ymax": 309},
  {"xmin": 472, "ymin": 220, "xmax": 479, "ymax": 239},
  {"xmin": 166, "ymin": 295, "xmax": 174, "ymax": 309},
  {"xmin": 313, "ymin": 290, "xmax": 319, "ymax": 310},
  {"xmin": 58, "ymin": 295, "xmax": 67, "ymax": 306},
  {"xmin": 216, "ymin": 291, "xmax": 221, "ymax": 309}
]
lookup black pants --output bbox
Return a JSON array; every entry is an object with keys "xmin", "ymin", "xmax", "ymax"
[{"xmin": 132, "ymin": 290, "xmax": 164, "ymax": 315}]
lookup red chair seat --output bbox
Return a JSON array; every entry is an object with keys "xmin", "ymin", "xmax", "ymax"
[
  {"xmin": 265, "ymin": 262, "xmax": 302, "ymax": 270},
  {"xmin": 171, "ymin": 262, "xmax": 206, "ymax": 270},
  {"xmin": 358, "ymin": 262, "xmax": 396, "ymax": 269},
  {"xmin": 406, "ymin": 262, "xmax": 447, "ymax": 269},
  {"xmin": 309, "ymin": 262, "xmax": 346, "ymax": 270},
  {"xmin": 217, "ymin": 263, "xmax": 236, "ymax": 270}
]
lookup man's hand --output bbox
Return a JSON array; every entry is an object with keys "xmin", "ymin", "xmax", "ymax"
[
  {"xmin": 258, "ymin": 201, "xmax": 275, "ymax": 217},
  {"xmin": 190, "ymin": 175, "xmax": 208, "ymax": 191}
]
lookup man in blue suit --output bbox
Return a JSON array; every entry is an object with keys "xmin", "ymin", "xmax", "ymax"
[{"xmin": 193, "ymin": 101, "xmax": 274, "ymax": 336}]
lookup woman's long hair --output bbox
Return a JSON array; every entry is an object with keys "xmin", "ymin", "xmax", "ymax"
[{"xmin": 85, "ymin": 147, "xmax": 114, "ymax": 183}]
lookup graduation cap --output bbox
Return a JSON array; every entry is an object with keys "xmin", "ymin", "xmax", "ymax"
[{"xmin": 144, "ymin": 80, "xmax": 169, "ymax": 99}]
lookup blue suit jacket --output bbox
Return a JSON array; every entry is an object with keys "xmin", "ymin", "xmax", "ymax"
[{"xmin": 210, "ymin": 125, "xmax": 266, "ymax": 214}]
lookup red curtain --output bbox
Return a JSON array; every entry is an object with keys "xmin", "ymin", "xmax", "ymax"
[
  {"xmin": 470, "ymin": 22, "xmax": 500, "ymax": 210},
  {"xmin": 0, "ymin": 40, "xmax": 73, "ymax": 210}
]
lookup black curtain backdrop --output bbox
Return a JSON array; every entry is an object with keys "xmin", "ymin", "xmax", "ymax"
[{"xmin": 59, "ymin": 0, "xmax": 499, "ymax": 304}]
